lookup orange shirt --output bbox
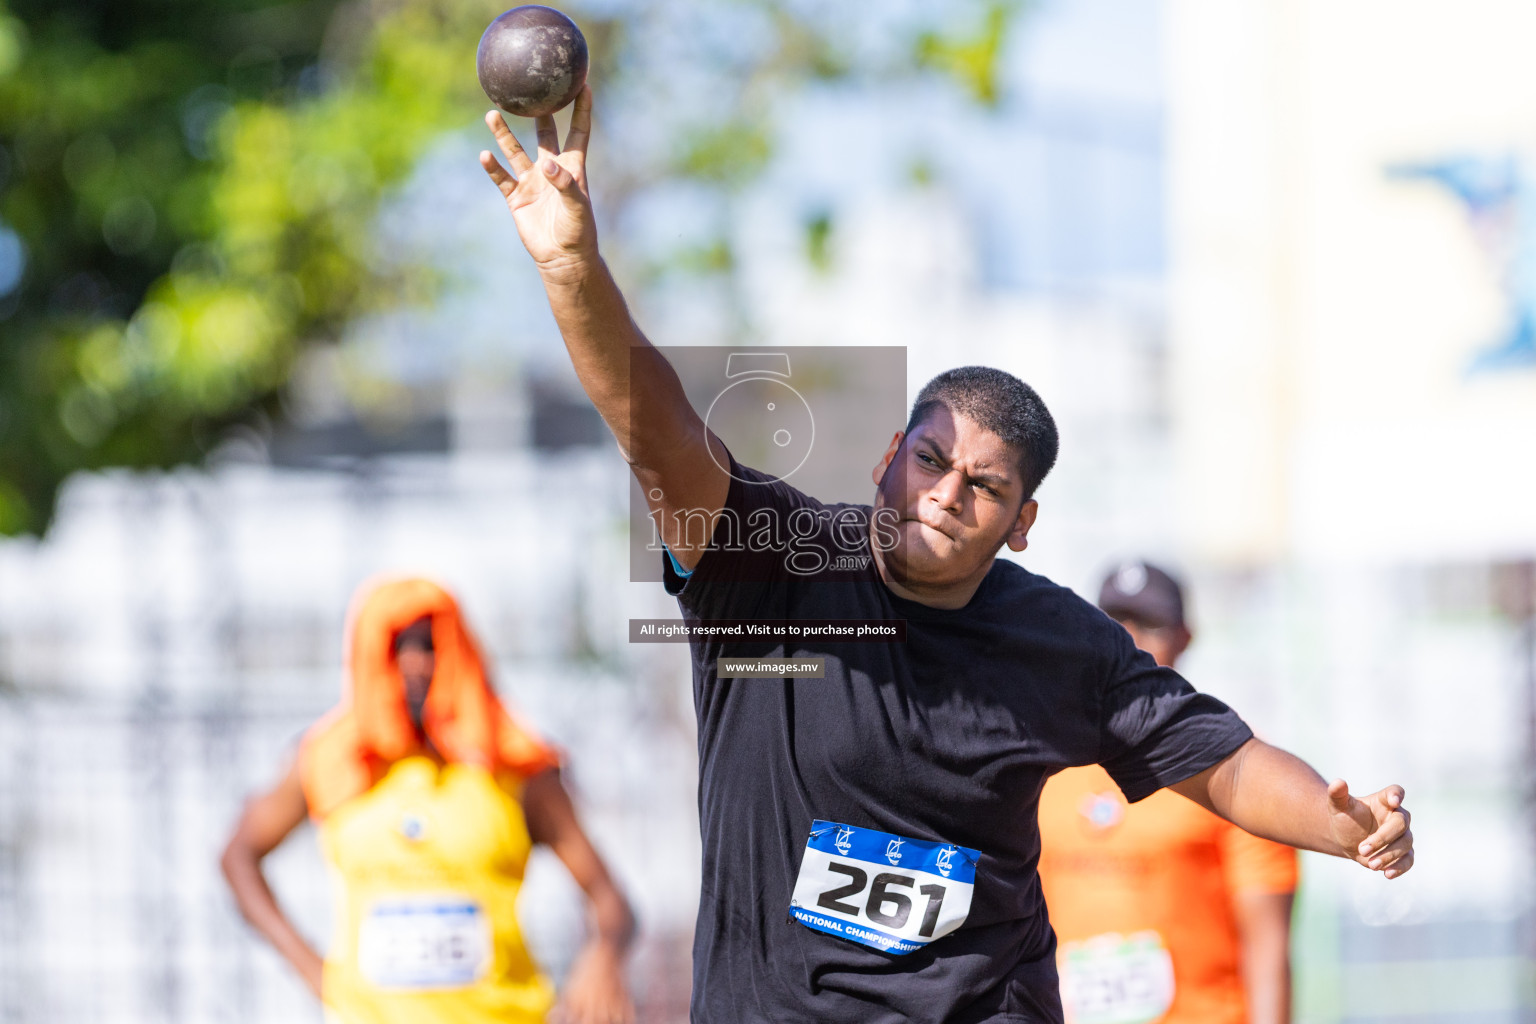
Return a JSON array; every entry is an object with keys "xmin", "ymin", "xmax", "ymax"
[{"xmin": 1037, "ymin": 765, "xmax": 1298, "ymax": 1024}]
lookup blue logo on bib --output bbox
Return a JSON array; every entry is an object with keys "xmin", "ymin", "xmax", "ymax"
[{"xmin": 835, "ymin": 826, "xmax": 854, "ymax": 855}]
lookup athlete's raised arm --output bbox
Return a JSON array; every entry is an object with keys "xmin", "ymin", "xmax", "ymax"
[
  {"xmin": 479, "ymin": 86, "xmax": 728, "ymax": 570},
  {"xmin": 1170, "ymin": 738, "xmax": 1414, "ymax": 878}
]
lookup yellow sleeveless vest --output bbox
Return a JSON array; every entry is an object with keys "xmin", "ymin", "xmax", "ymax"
[{"xmin": 318, "ymin": 756, "xmax": 555, "ymax": 1024}]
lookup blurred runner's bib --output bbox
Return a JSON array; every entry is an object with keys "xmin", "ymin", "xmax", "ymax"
[
  {"xmin": 1058, "ymin": 931, "xmax": 1175, "ymax": 1024},
  {"xmin": 357, "ymin": 895, "xmax": 492, "ymax": 989},
  {"xmin": 789, "ymin": 820, "xmax": 979, "ymax": 955}
]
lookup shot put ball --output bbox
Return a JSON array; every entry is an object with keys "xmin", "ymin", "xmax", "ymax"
[{"xmin": 476, "ymin": 5, "xmax": 589, "ymax": 118}]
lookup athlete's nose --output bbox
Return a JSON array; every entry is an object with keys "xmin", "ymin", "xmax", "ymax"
[{"xmin": 928, "ymin": 469, "xmax": 965, "ymax": 517}]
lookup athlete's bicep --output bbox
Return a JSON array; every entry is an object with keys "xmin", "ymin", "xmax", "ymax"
[{"xmin": 1167, "ymin": 756, "xmax": 1226, "ymax": 814}]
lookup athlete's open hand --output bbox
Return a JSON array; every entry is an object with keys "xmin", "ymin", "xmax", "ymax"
[
  {"xmin": 480, "ymin": 85, "xmax": 597, "ymax": 277},
  {"xmin": 1328, "ymin": 780, "xmax": 1413, "ymax": 879},
  {"xmin": 551, "ymin": 942, "xmax": 634, "ymax": 1024}
]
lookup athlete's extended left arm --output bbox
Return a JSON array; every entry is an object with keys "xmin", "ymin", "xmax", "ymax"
[{"xmin": 1169, "ymin": 738, "xmax": 1414, "ymax": 878}]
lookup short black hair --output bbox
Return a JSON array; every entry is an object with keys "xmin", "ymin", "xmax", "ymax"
[{"xmin": 904, "ymin": 366, "xmax": 1059, "ymax": 499}]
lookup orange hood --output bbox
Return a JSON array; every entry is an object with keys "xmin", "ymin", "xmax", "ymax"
[{"xmin": 299, "ymin": 578, "xmax": 560, "ymax": 820}]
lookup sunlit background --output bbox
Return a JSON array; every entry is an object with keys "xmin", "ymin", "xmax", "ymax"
[{"xmin": 0, "ymin": 0, "xmax": 1532, "ymax": 1020}]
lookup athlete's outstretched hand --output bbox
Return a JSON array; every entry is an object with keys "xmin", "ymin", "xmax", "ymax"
[
  {"xmin": 479, "ymin": 84, "xmax": 597, "ymax": 276},
  {"xmin": 1328, "ymin": 779, "xmax": 1413, "ymax": 878},
  {"xmin": 1171, "ymin": 739, "xmax": 1417, "ymax": 879}
]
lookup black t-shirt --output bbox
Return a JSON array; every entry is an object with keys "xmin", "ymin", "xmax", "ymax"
[{"xmin": 664, "ymin": 458, "xmax": 1252, "ymax": 1024}]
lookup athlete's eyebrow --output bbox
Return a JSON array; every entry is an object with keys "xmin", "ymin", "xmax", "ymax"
[
  {"xmin": 911, "ymin": 432, "xmax": 948, "ymax": 460},
  {"xmin": 913, "ymin": 433, "xmax": 1012, "ymax": 489},
  {"xmin": 967, "ymin": 468, "xmax": 1011, "ymax": 489}
]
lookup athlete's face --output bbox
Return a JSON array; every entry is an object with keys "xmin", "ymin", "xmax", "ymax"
[
  {"xmin": 870, "ymin": 407, "xmax": 1037, "ymax": 591},
  {"xmin": 394, "ymin": 616, "xmax": 436, "ymax": 729}
]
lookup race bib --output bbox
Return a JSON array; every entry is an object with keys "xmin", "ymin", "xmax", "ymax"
[
  {"xmin": 357, "ymin": 895, "xmax": 492, "ymax": 990},
  {"xmin": 790, "ymin": 819, "xmax": 979, "ymax": 955},
  {"xmin": 1059, "ymin": 931, "xmax": 1175, "ymax": 1024}
]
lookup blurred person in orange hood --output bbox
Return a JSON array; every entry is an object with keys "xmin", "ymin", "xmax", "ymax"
[
  {"xmin": 221, "ymin": 577, "xmax": 635, "ymax": 1024},
  {"xmin": 1038, "ymin": 563, "xmax": 1298, "ymax": 1024}
]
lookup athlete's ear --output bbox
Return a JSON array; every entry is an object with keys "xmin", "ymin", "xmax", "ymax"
[
  {"xmin": 871, "ymin": 431, "xmax": 905, "ymax": 486},
  {"xmin": 1005, "ymin": 499, "xmax": 1039, "ymax": 553}
]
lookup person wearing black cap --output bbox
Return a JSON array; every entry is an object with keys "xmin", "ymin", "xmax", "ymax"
[
  {"xmin": 1097, "ymin": 560, "xmax": 1192, "ymax": 668},
  {"xmin": 1037, "ymin": 562, "xmax": 1298, "ymax": 1024}
]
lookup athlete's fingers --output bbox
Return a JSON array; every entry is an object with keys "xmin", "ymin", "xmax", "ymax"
[
  {"xmin": 1378, "ymin": 800, "xmax": 1411, "ymax": 850},
  {"xmin": 1327, "ymin": 778, "xmax": 1376, "ymax": 855},
  {"xmin": 1367, "ymin": 830, "xmax": 1413, "ymax": 870},
  {"xmin": 1384, "ymin": 849, "xmax": 1415, "ymax": 879},
  {"xmin": 1361, "ymin": 802, "xmax": 1408, "ymax": 855},
  {"xmin": 485, "ymin": 110, "xmax": 535, "ymax": 175},
  {"xmin": 535, "ymin": 112, "xmax": 560, "ymax": 158},
  {"xmin": 564, "ymin": 84, "xmax": 593, "ymax": 157},
  {"xmin": 479, "ymin": 151, "xmax": 518, "ymax": 197},
  {"xmin": 542, "ymin": 157, "xmax": 582, "ymax": 199}
]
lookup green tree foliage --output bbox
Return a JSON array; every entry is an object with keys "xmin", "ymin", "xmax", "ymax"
[
  {"xmin": 0, "ymin": 0, "xmax": 1022, "ymax": 535},
  {"xmin": 0, "ymin": 0, "xmax": 508, "ymax": 534},
  {"xmin": 915, "ymin": 0, "xmax": 1020, "ymax": 107}
]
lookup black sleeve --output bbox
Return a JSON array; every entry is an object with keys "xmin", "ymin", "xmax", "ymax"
[
  {"xmin": 1095, "ymin": 619, "xmax": 1253, "ymax": 802},
  {"xmin": 661, "ymin": 448, "xmax": 827, "ymax": 619}
]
